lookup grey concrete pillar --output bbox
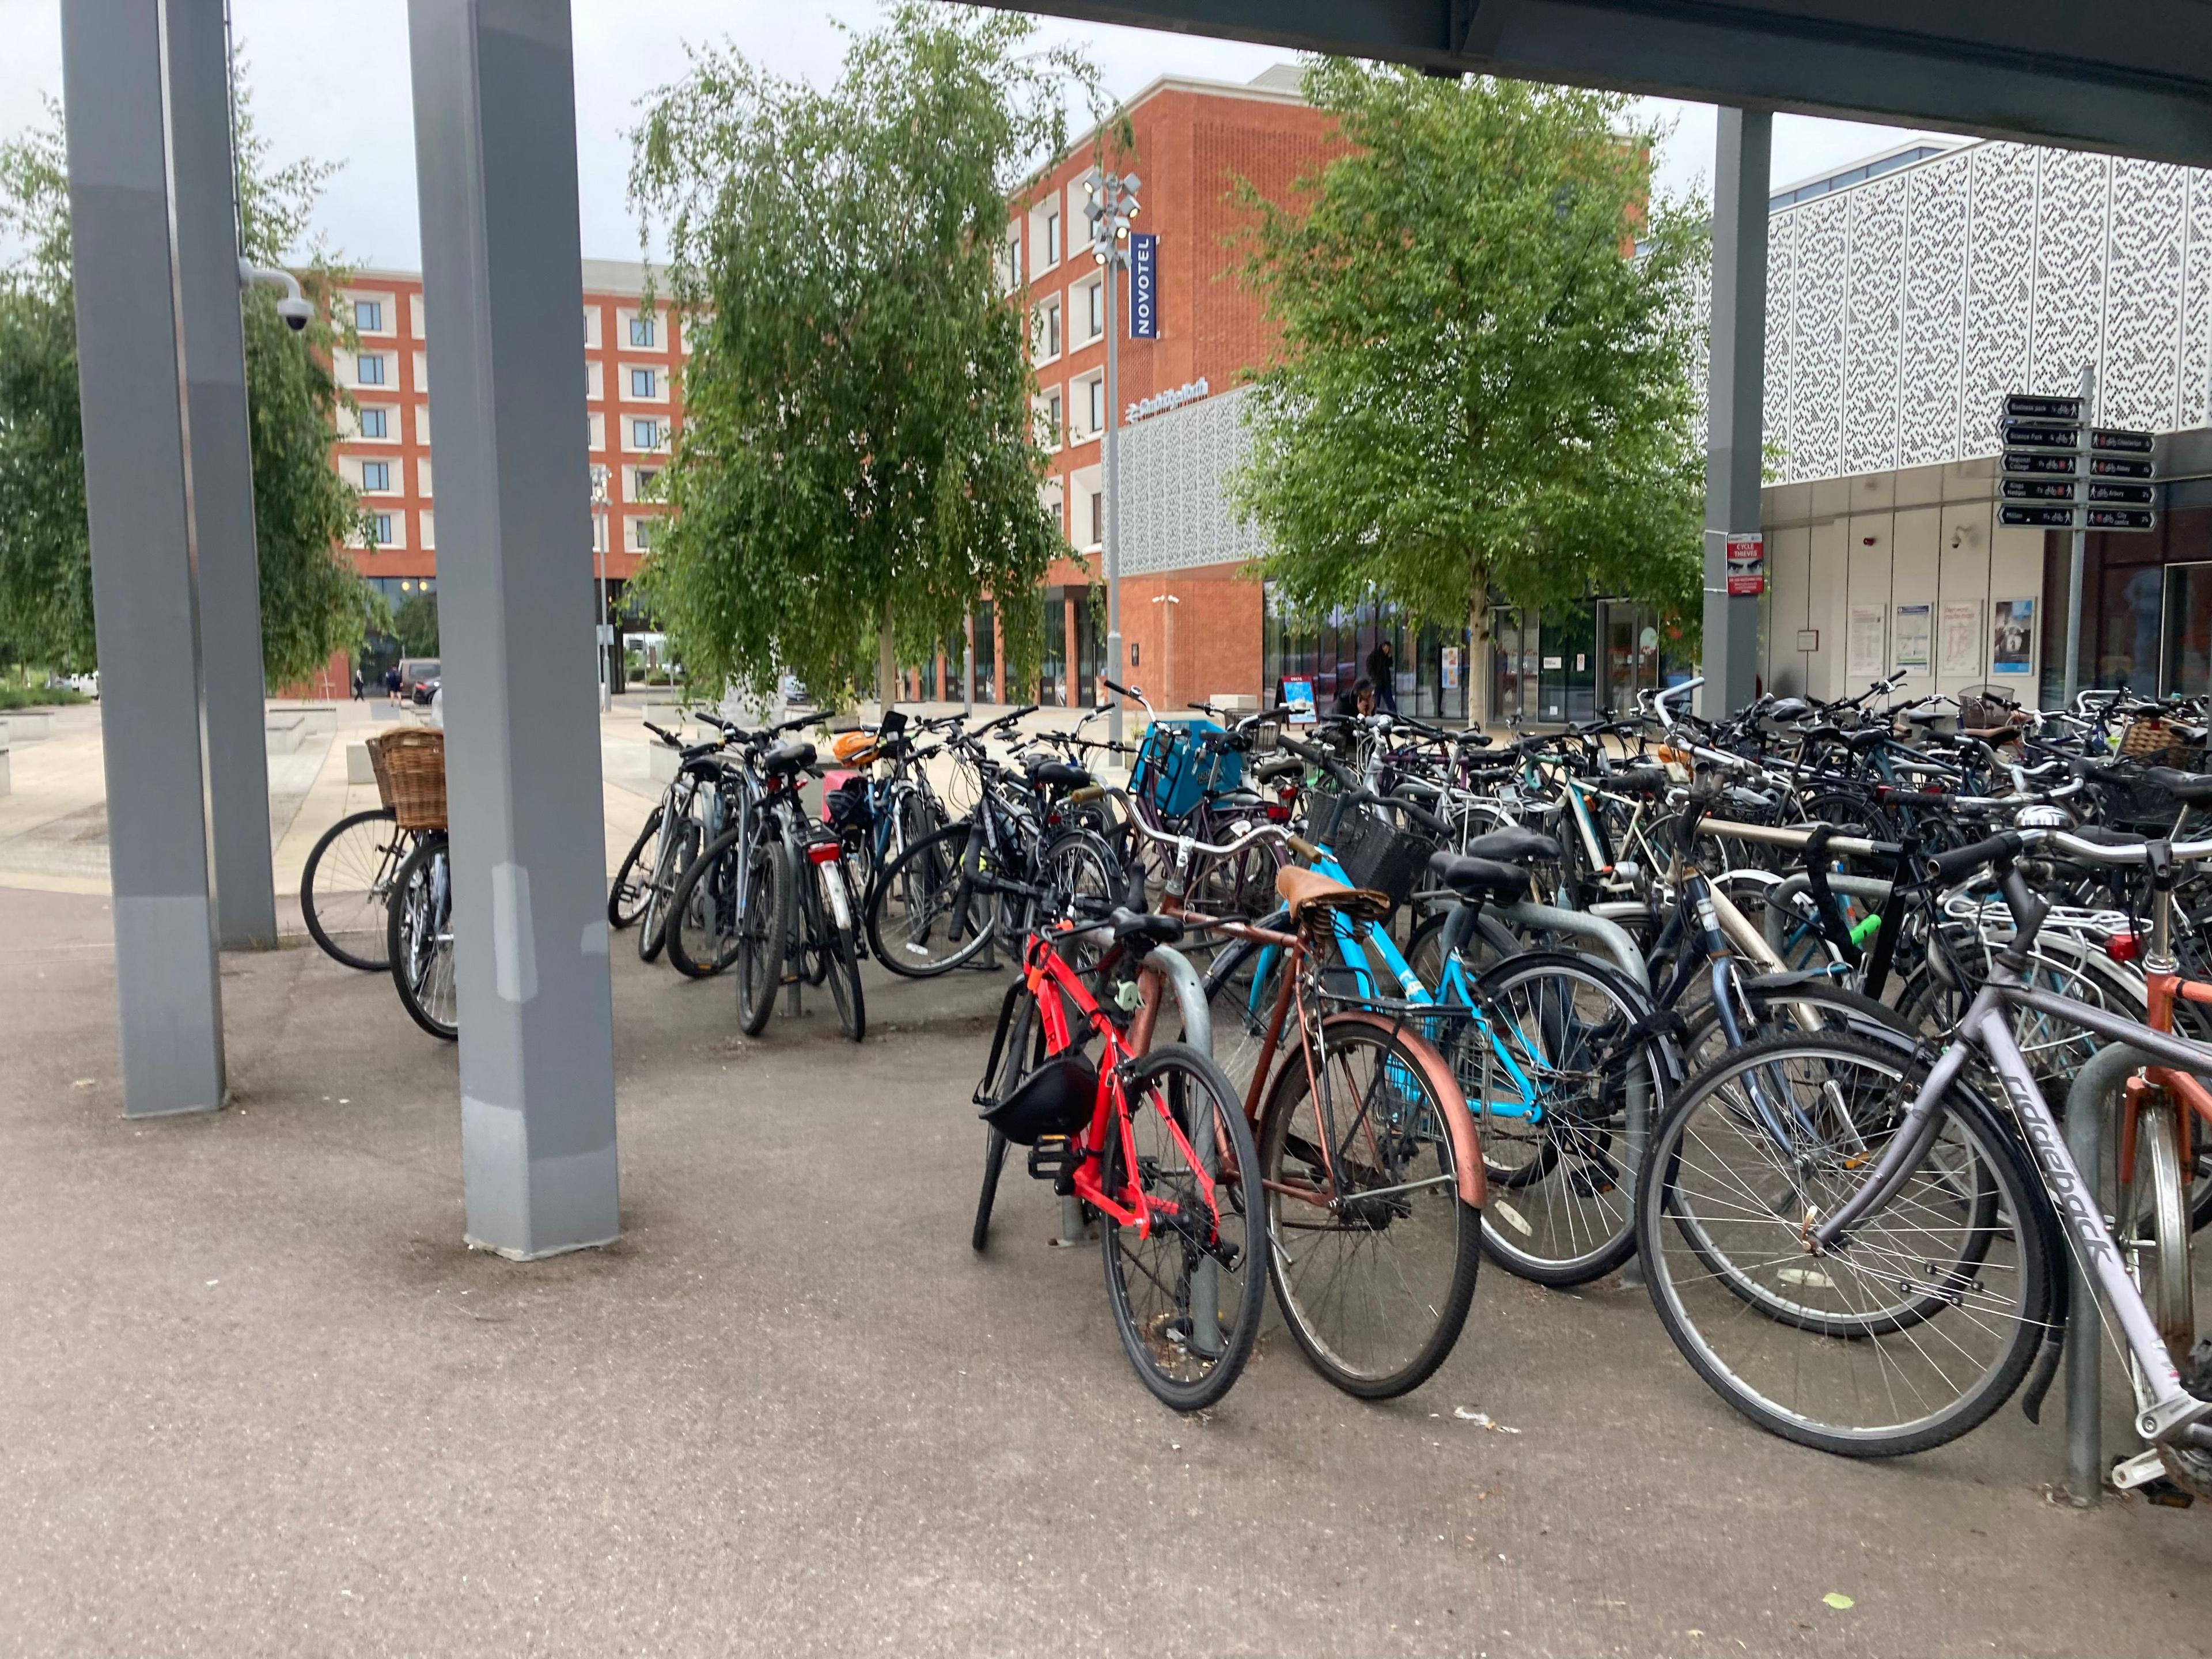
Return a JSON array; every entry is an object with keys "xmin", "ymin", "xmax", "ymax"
[
  {"xmin": 166, "ymin": 0, "xmax": 278, "ymax": 950},
  {"xmin": 407, "ymin": 0, "xmax": 619, "ymax": 1257},
  {"xmin": 1701, "ymin": 107, "xmax": 1771, "ymax": 719},
  {"xmin": 61, "ymin": 0, "xmax": 226, "ymax": 1115}
]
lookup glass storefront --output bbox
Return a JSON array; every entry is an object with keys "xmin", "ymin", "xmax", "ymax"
[
  {"xmin": 2039, "ymin": 506, "xmax": 2212, "ymax": 702},
  {"xmin": 1260, "ymin": 588, "xmax": 1468, "ymax": 721},
  {"xmin": 1491, "ymin": 600, "xmax": 1692, "ymax": 725},
  {"xmin": 1040, "ymin": 595, "xmax": 1068, "ymax": 706},
  {"xmin": 974, "ymin": 601, "xmax": 997, "ymax": 703}
]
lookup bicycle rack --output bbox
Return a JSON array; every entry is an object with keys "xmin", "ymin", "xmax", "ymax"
[{"xmin": 2061, "ymin": 1040, "xmax": 2155, "ymax": 1506}]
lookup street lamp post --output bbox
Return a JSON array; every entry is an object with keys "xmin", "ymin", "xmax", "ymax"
[
  {"xmin": 1083, "ymin": 168, "xmax": 1140, "ymax": 745},
  {"xmin": 591, "ymin": 469, "xmax": 611, "ymax": 713}
]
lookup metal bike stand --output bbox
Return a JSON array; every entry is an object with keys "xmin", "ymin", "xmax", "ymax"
[
  {"xmin": 1490, "ymin": 900, "xmax": 1654, "ymax": 1288},
  {"xmin": 2060, "ymin": 1041, "xmax": 2152, "ymax": 1506}
]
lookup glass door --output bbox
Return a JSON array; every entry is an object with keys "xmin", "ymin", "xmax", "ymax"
[{"xmin": 2162, "ymin": 562, "xmax": 2212, "ymax": 695}]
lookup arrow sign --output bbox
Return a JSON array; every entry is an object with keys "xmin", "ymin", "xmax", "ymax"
[
  {"xmin": 2091, "ymin": 455, "xmax": 2154, "ymax": 479},
  {"xmin": 2005, "ymin": 394, "xmax": 2083, "ymax": 421},
  {"xmin": 2002, "ymin": 450, "xmax": 2078, "ymax": 476},
  {"xmin": 2086, "ymin": 507, "xmax": 2156, "ymax": 530},
  {"xmin": 2089, "ymin": 428, "xmax": 2155, "ymax": 454},
  {"xmin": 2087, "ymin": 482, "xmax": 2155, "ymax": 505},
  {"xmin": 2002, "ymin": 478, "xmax": 2077, "ymax": 501},
  {"xmin": 2000, "ymin": 505, "xmax": 2080, "ymax": 528},
  {"xmin": 2001, "ymin": 421, "xmax": 2081, "ymax": 450}
]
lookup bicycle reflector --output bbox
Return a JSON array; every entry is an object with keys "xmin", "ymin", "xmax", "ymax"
[
  {"xmin": 2105, "ymin": 929, "xmax": 2142, "ymax": 963},
  {"xmin": 805, "ymin": 840, "xmax": 842, "ymax": 866}
]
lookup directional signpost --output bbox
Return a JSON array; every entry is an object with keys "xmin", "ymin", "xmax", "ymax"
[{"xmin": 1999, "ymin": 377, "xmax": 2161, "ymax": 702}]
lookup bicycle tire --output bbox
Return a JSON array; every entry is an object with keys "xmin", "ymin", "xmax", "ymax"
[
  {"xmin": 734, "ymin": 830, "xmax": 791, "ymax": 1037},
  {"xmin": 972, "ymin": 993, "xmax": 1039, "ymax": 1251},
  {"xmin": 1637, "ymin": 1030, "xmax": 2052, "ymax": 1457},
  {"xmin": 1099, "ymin": 1043, "xmax": 1264, "ymax": 1412},
  {"xmin": 819, "ymin": 864, "xmax": 866, "ymax": 1042},
  {"xmin": 608, "ymin": 805, "xmax": 662, "ymax": 929},
  {"xmin": 866, "ymin": 822, "xmax": 996, "ymax": 979},
  {"xmin": 387, "ymin": 834, "xmax": 459, "ymax": 1041},
  {"xmin": 301, "ymin": 807, "xmax": 406, "ymax": 972},
  {"xmin": 665, "ymin": 823, "xmax": 745, "ymax": 980},
  {"xmin": 637, "ymin": 812, "xmax": 700, "ymax": 966},
  {"xmin": 1257, "ymin": 1016, "xmax": 1483, "ymax": 1398},
  {"xmin": 1463, "ymin": 949, "xmax": 1668, "ymax": 1286}
]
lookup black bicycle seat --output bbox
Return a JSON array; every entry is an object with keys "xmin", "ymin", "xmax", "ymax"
[
  {"xmin": 1108, "ymin": 908, "xmax": 1184, "ymax": 948},
  {"xmin": 1427, "ymin": 853, "xmax": 1534, "ymax": 905},
  {"xmin": 1029, "ymin": 759, "xmax": 1092, "ymax": 791},
  {"xmin": 1251, "ymin": 754, "xmax": 1302, "ymax": 782},
  {"xmin": 1456, "ymin": 825, "xmax": 1560, "ymax": 865},
  {"xmin": 762, "ymin": 739, "xmax": 817, "ymax": 774}
]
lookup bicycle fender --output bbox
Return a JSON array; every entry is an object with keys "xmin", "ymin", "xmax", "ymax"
[{"xmin": 1320, "ymin": 1009, "xmax": 1487, "ymax": 1211}]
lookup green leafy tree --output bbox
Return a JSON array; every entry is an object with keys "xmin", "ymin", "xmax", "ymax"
[
  {"xmin": 1232, "ymin": 63, "xmax": 1707, "ymax": 661},
  {"xmin": 0, "ymin": 75, "xmax": 372, "ymax": 686},
  {"xmin": 627, "ymin": 3, "xmax": 1104, "ymax": 705},
  {"xmin": 394, "ymin": 592, "xmax": 440, "ymax": 658}
]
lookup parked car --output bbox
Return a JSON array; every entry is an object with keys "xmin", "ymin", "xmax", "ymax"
[{"xmin": 398, "ymin": 658, "xmax": 441, "ymax": 704}]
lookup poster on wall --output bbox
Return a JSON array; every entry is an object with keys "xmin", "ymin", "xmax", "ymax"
[
  {"xmin": 1278, "ymin": 677, "xmax": 1317, "ymax": 725},
  {"xmin": 1939, "ymin": 601, "xmax": 1983, "ymax": 678},
  {"xmin": 1991, "ymin": 599, "xmax": 2035, "ymax": 675},
  {"xmin": 1440, "ymin": 646, "xmax": 1461, "ymax": 691},
  {"xmin": 1847, "ymin": 605, "xmax": 1886, "ymax": 679},
  {"xmin": 1893, "ymin": 604, "xmax": 1932, "ymax": 670}
]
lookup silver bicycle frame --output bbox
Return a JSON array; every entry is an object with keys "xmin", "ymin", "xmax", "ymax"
[{"xmin": 1809, "ymin": 967, "xmax": 2212, "ymax": 1446}]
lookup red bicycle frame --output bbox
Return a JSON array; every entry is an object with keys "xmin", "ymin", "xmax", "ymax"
[{"xmin": 1021, "ymin": 926, "xmax": 1228, "ymax": 1244}]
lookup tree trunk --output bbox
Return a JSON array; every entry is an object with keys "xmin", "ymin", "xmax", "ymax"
[
  {"xmin": 1466, "ymin": 577, "xmax": 1490, "ymax": 732},
  {"xmin": 878, "ymin": 596, "xmax": 896, "ymax": 717}
]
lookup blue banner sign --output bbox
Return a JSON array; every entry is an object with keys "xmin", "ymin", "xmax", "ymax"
[{"xmin": 1129, "ymin": 233, "xmax": 1158, "ymax": 339}]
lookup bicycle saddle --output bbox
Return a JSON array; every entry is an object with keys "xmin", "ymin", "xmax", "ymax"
[
  {"xmin": 1275, "ymin": 864, "xmax": 1392, "ymax": 923},
  {"xmin": 1427, "ymin": 853, "xmax": 1535, "ymax": 906},
  {"xmin": 1456, "ymin": 825, "xmax": 1560, "ymax": 865},
  {"xmin": 1213, "ymin": 790, "xmax": 1267, "ymax": 811},
  {"xmin": 1028, "ymin": 759, "xmax": 1092, "ymax": 791},
  {"xmin": 762, "ymin": 739, "xmax": 817, "ymax": 774},
  {"xmin": 1107, "ymin": 908, "xmax": 1184, "ymax": 948},
  {"xmin": 1251, "ymin": 754, "xmax": 1302, "ymax": 782}
]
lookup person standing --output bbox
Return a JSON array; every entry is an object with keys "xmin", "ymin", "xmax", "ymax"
[
  {"xmin": 1365, "ymin": 641, "xmax": 1399, "ymax": 715},
  {"xmin": 385, "ymin": 664, "xmax": 402, "ymax": 705},
  {"xmin": 351, "ymin": 666, "xmax": 364, "ymax": 701}
]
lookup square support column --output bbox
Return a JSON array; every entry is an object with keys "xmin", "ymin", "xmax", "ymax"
[
  {"xmin": 1701, "ymin": 107, "xmax": 1771, "ymax": 719},
  {"xmin": 166, "ymin": 0, "xmax": 278, "ymax": 950},
  {"xmin": 62, "ymin": 0, "xmax": 226, "ymax": 1117},
  {"xmin": 407, "ymin": 0, "xmax": 618, "ymax": 1257}
]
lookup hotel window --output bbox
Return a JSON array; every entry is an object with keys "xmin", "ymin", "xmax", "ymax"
[
  {"xmin": 416, "ymin": 404, "xmax": 430, "ymax": 444},
  {"xmin": 356, "ymin": 353, "xmax": 385, "ymax": 386},
  {"xmin": 587, "ymin": 361, "xmax": 604, "ymax": 400},
  {"xmin": 1089, "ymin": 491, "xmax": 1103, "ymax": 548},
  {"xmin": 629, "ymin": 314, "xmax": 656, "ymax": 347},
  {"xmin": 416, "ymin": 458, "xmax": 433, "ymax": 496},
  {"xmin": 412, "ymin": 351, "xmax": 427, "ymax": 389},
  {"xmin": 631, "ymin": 367, "xmax": 656, "ymax": 398},
  {"xmin": 1044, "ymin": 206, "xmax": 1060, "ymax": 267},
  {"xmin": 361, "ymin": 460, "xmax": 391, "ymax": 493},
  {"xmin": 632, "ymin": 466, "xmax": 661, "ymax": 498},
  {"xmin": 583, "ymin": 306, "xmax": 601, "ymax": 347},
  {"xmin": 1081, "ymin": 276, "xmax": 1103, "ymax": 342},
  {"xmin": 358, "ymin": 407, "xmax": 388, "ymax": 440},
  {"xmin": 1085, "ymin": 376, "xmax": 1103, "ymax": 435},
  {"xmin": 419, "ymin": 510, "xmax": 435, "ymax": 549},
  {"xmin": 1002, "ymin": 222, "xmax": 1022, "ymax": 290},
  {"xmin": 632, "ymin": 417, "xmax": 662, "ymax": 449},
  {"xmin": 630, "ymin": 516, "xmax": 657, "ymax": 552},
  {"xmin": 369, "ymin": 512, "xmax": 393, "ymax": 546},
  {"xmin": 354, "ymin": 298, "xmax": 382, "ymax": 331},
  {"xmin": 588, "ymin": 411, "xmax": 604, "ymax": 450}
]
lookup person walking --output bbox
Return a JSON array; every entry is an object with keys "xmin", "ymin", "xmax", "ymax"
[
  {"xmin": 351, "ymin": 666, "xmax": 364, "ymax": 701},
  {"xmin": 1365, "ymin": 641, "xmax": 1399, "ymax": 715},
  {"xmin": 385, "ymin": 664, "xmax": 402, "ymax": 705}
]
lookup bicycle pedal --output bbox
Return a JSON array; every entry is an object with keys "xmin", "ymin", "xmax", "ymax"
[
  {"xmin": 2111, "ymin": 1448, "xmax": 2195, "ymax": 1506},
  {"xmin": 1028, "ymin": 1135, "xmax": 1078, "ymax": 1192}
]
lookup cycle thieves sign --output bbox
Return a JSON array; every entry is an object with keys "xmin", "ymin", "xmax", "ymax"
[
  {"xmin": 1725, "ymin": 532, "xmax": 1764, "ymax": 596},
  {"xmin": 1128, "ymin": 233, "xmax": 1158, "ymax": 339}
]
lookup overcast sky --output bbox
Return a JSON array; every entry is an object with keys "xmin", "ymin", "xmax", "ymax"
[{"xmin": 1, "ymin": 0, "xmax": 1960, "ymax": 271}]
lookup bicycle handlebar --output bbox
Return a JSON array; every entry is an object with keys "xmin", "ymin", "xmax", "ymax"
[{"xmin": 1114, "ymin": 793, "xmax": 1291, "ymax": 862}]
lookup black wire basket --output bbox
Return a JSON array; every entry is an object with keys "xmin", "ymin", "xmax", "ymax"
[{"xmin": 1329, "ymin": 802, "xmax": 1440, "ymax": 911}]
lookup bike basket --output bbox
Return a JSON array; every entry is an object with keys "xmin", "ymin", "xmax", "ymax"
[
  {"xmin": 1131, "ymin": 718, "xmax": 1241, "ymax": 817},
  {"xmin": 369, "ymin": 728, "xmax": 447, "ymax": 831},
  {"xmin": 2085, "ymin": 762, "xmax": 2192, "ymax": 834},
  {"xmin": 1301, "ymin": 787, "xmax": 1355, "ymax": 848},
  {"xmin": 980, "ymin": 1052, "xmax": 1099, "ymax": 1146},
  {"xmin": 1331, "ymin": 803, "xmax": 1438, "ymax": 911}
]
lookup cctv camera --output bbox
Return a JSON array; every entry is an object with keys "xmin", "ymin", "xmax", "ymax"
[{"xmin": 276, "ymin": 296, "xmax": 312, "ymax": 333}]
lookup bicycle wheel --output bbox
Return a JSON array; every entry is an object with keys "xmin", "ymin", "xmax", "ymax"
[
  {"xmin": 301, "ymin": 807, "xmax": 407, "ymax": 971},
  {"xmin": 1638, "ymin": 1031, "xmax": 2051, "ymax": 1456},
  {"xmin": 817, "ymin": 861, "xmax": 866, "ymax": 1042},
  {"xmin": 1200, "ymin": 922, "xmax": 1294, "ymax": 1113},
  {"xmin": 608, "ymin": 805, "xmax": 662, "ymax": 929},
  {"xmin": 665, "ymin": 824, "xmax": 745, "ymax": 979},
  {"xmin": 2120, "ymin": 1096, "xmax": 2212, "ymax": 1494},
  {"xmin": 387, "ymin": 834, "xmax": 459, "ymax": 1041},
  {"xmin": 866, "ymin": 823, "xmax": 996, "ymax": 979},
  {"xmin": 1257, "ymin": 1016, "xmax": 1482, "ymax": 1397},
  {"xmin": 1461, "ymin": 950, "xmax": 1667, "ymax": 1286},
  {"xmin": 1679, "ymin": 980, "xmax": 1915, "ymax": 1076},
  {"xmin": 734, "ymin": 830, "xmax": 791, "ymax": 1037},
  {"xmin": 973, "ymin": 990, "xmax": 1040, "ymax": 1252},
  {"xmin": 638, "ymin": 810, "xmax": 701, "ymax": 965},
  {"xmin": 1100, "ymin": 1043, "xmax": 1264, "ymax": 1412}
]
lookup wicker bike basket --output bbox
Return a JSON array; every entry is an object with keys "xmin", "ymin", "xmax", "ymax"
[
  {"xmin": 369, "ymin": 727, "xmax": 448, "ymax": 831},
  {"xmin": 2118, "ymin": 715, "xmax": 2200, "ymax": 771}
]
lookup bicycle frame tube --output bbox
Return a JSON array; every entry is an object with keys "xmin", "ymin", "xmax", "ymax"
[{"xmin": 1810, "ymin": 975, "xmax": 2210, "ymax": 1441}]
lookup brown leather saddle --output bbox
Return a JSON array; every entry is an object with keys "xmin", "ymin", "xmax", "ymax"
[{"xmin": 1276, "ymin": 863, "xmax": 1393, "ymax": 925}]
